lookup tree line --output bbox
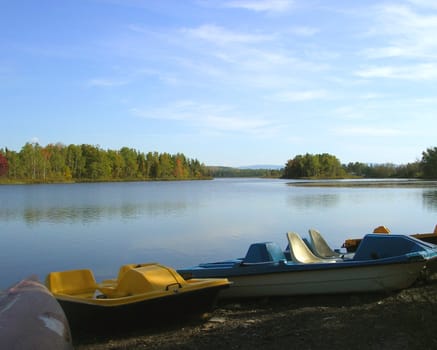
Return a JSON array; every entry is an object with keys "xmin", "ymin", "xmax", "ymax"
[
  {"xmin": 0, "ymin": 142, "xmax": 210, "ymax": 183},
  {"xmin": 283, "ymin": 147, "xmax": 437, "ymax": 179},
  {"xmin": 2, "ymin": 143, "xmax": 437, "ymax": 182}
]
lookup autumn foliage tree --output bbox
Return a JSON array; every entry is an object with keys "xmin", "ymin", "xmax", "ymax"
[
  {"xmin": 0, "ymin": 152, "xmax": 8, "ymax": 176},
  {"xmin": 0, "ymin": 143, "xmax": 209, "ymax": 183}
]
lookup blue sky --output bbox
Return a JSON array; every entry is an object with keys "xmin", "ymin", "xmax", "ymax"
[{"xmin": 2, "ymin": 0, "xmax": 437, "ymax": 167}]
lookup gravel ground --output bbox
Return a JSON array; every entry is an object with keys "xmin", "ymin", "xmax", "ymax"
[{"xmin": 74, "ymin": 276, "xmax": 437, "ymax": 350}]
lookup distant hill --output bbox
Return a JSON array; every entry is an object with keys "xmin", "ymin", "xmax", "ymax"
[
  {"xmin": 206, "ymin": 165, "xmax": 283, "ymax": 178},
  {"xmin": 238, "ymin": 165, "xmax": 284, "ymax": 170}
]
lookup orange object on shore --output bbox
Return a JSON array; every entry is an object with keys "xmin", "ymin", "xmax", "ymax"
[{"xmin": 373, "ymin": 226, "xmax": 391, "ymax": 234}]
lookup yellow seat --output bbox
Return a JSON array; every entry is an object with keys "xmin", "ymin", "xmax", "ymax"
[
  {"xmin": 46, "ymin": 269, "xmax": 97, "ymax": 295},
  {"xmin": 101, "ymin": 264, "xmax": 185, "ymax": 298}
]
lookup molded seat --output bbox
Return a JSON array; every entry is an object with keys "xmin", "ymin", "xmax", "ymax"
[
  {"xmin": 100, "ymin": 264, "xmax": 185, "ymax": 298},
  {"xmin": 46, "ymin": 269, "xmax": 97, "ymax": 295},
  {"xmin": 308, "ymin": 229, "xmax": 341, "ymax": 258},
  {"xmin": 243, "ymin": 242, "xmax": 286, "ymax": 264},
  {"xmin": 286, "ymin": 232, "xmax": 335, "ymax": 264}
]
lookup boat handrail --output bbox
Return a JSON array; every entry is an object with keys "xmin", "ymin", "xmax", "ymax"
[{"xmin": 240, "ymin": 259, "xmax": 287, "ymax": 266}]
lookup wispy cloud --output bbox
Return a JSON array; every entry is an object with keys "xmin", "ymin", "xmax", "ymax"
[
  {"xmin": 225, "ymin": 0, "xmax": 294, "ymax": 13},
  {"xmin": 333, "ymin": 126, "xmax": 403, "ymax": 137},
  {"xmin": 273, "ymin": 89, "xmax": 328, "ymax": 102},
  {"xmin": 364, "ymin": 3, "xmax": 437, "ymax": 60},
  {"xmin": 355, "ymin": 63, "xmax": 437, "ymax": 80},
  {"xmin": 288, "ymin": 26, "xmax": 319, "ymax": 37},
  {"xmin": 87, "ymin": 78, "xmax": 129, "ymax": 87},
  {"xmin": 407, "ymin": 0, "xmax": 437, "ymax": 10},
  {"xmin": 130, "ymin": 100, "xmax": 277, "ymax": 135},
  {"xmin": 182, "ymin": 24, "xmax": 273, "ymax": 45},
  {"xmin": 172, "ymin": 23, "xmax": 328, "ymax": 90}
]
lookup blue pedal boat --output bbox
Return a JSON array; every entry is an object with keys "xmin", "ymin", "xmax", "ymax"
[{"xmin": 178, "ymin": 233, "xmax": 437, "ymax": 299}]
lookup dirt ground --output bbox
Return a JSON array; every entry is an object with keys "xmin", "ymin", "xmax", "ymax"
[{"xmin": 73, "ymin": 275, "xmax": 437, "ymax": 350}]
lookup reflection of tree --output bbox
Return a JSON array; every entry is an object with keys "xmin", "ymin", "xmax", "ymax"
[
  {"xmin": 422, "ymin": 190, "xmax": 437, "ymax": 211},
  {"xmin": 19, "ymin": 202, "xmax": 189, "ymax": 225},
  {"xmin": 287, "ymin": 193, "xmax": 339, "ymax": 209}
]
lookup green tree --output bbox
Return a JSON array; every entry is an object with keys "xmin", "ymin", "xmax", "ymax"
[
  {"xmin": 136, "ymin": 152, "xmax": 148, "ymax": 178},
  {"xmin": 193, "ymin": 159, "xmax": 209, "ymax": 177},
  {"xmin": 46, "ymin": 143, "xmax": 66, "ymax": 179},
  {"xmin": 81, "ymin": 145, "xmax": 111, "ymax": 180},
  {"xmin": 396, "ymin": 162, "xmax": 421, "ymax": 178},
  {"xmin": 19, "ymin": 142, "xmax": 45, "ymax": 180},
  {"xmin": 158, "ymin": 153, "xmax": 174, "ymax": 178},
  {"xmin": 345, "ymin": 162, "xmax": 369, "ymax": 177},
  {"xmin": 1, "ymin": 142, "xmax": 210, "ymax": 182},
  {"xmin": 120, "ymin": 147, "xmax": 139, "ymax": 178},
  {"xmin": 146, "ymin": 152, "xmax": 160, "ymax": 178},
  {"xmin": 283, "ymin": 153, "xmax": 345, "ymax": 179},
  {"xmin": 107, "ymin": 150, "xmax": 125, "ymax": 179},
  {"xmin": 66, "ymin": 144, "xmax": 85, "ymax": 179},
  {"xmin": 421, "ymin": 147, "xmax": 437, "ymax": 179}
]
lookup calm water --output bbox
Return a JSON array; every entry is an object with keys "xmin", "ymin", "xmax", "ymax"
[{"xmin": 1, "ymin": 178, "xmax": 437, "ymax": 288}]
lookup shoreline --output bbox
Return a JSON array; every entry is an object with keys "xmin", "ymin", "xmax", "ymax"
[
  {"xmin": 0, "ymin": 177, "xmax": 214, "ymax": 186},
  {"xmin": 75, "ymin": 277, "xmax": 437, "ymax": 349},
  {"xmin": 287, "ymin": 179, "xmax": 437, "ymax": 188}
]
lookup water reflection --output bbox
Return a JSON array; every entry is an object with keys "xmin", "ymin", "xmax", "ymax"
[
  {"xmin": 12, "ymin": 201, "xmax": 190, "ymax": 225},
  {"xmin": 287, "ymin": 193, "xmax": 340, "ymax": 209},
  {"xmin": 2, "ymin": 179, "xmax": 437, "ymax": 289},
  {"xmin": 423, "ymin": 190, "xmax": 437, "ymax": 211}
]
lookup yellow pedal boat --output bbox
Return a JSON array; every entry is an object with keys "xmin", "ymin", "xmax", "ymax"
[{"xmin": 46, "ymin": 263, "xmax": 230, "ymax": 334}]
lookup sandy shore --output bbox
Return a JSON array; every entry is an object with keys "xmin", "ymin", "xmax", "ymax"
[{"xmin": 74, "ymin": 276, "xmax": 437, "ymax": 350}]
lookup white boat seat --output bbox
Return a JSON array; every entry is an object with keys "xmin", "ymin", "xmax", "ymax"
[
  {"xmin": 308, "ymin": 228, "xmax": 341, "ymax": 258},
  {"xmin": 286, "ymin": 232, "xmax": 336, "ymax": 264}
]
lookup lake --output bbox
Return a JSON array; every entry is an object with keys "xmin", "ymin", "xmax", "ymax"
[{"xmin": 1, "ymin": 178, "xmax": 437, "ymax": 288}]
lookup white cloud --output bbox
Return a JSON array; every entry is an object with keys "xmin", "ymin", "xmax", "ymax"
[
  {"xmin": 355, "ymin": 63, "xmax": 437, "ymax": 80},
  {"xmin": 274, "ymin": 90, "xmax": 328, "ymax": 102},
  {"xmin": 412, "ymin": 96, "xmax": 437, "ymax": 104},
  {"xmin": 289, "ymin": 26, "xmax": 319, "ymax": 37},
  {"xmin": 358, "ymin": 93, "xmax": 387, "ymax": 100},
  {"xmin": 87, "ymin": 78, "xmax": 129, "ymax": 87},
  {"xmin": 182, "ymin": 24, "xmax": 272, "ymax": 45},
  {"xmin": 332, "ymin": 106, "xmax": 367, "ymax": 121},
  {"xmin": 170, "ymin": 23, "xmax": 329, "ymax": 91},
  {"xmin": 225, "ymin": 0, "xmax": 294, "ymax": 13},
  {"xmin": 333, "ymin": 126, "xmax": 403, "ymax": 137},
  {"xmin": 130, "ymin": 101, "xmax": 277, "ymax": 135},
  {"xmin": 364, "ymin": 3, "xmax": 437, "ymax": 59},
  {"xmin": 203, "ymin": 115, "xmax": 272, "ymax": 133},
  {"xmin": 407, "ymin": 0, "xmax": 437, "ymax": 10}
]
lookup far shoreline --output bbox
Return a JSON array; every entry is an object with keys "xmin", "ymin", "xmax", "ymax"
[
  {"xmin": 287, "ymin": 179, "xmax": 437, "ymax": 187},
  {"xmin": 0, "ymin": 176, "xmax": 214, "ymax": 186}
]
